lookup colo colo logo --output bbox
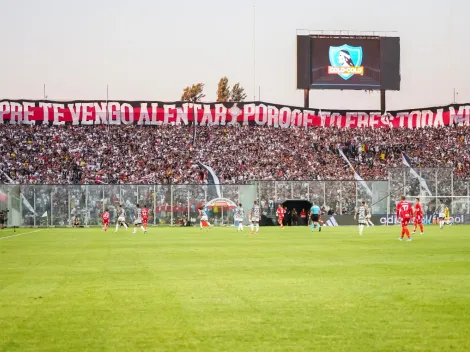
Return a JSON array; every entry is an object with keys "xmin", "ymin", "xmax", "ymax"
[{"xmin": 328, "ymin": 44, "xmax": 364, "ymax": 80}]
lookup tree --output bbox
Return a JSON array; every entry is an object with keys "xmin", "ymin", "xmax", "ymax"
[
  {"xmin": 181, "ymin": 83, "xmax": 206, "ymax": 102},
  {"xmin": 216, "ymin": 77, "xmax": 231, "ymax": 102},
  {"xmin": 230, "ymin": 82, "xmax": 247, "ymax": 102}
]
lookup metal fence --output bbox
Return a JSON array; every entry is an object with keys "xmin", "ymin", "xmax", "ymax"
[{"xmin": 0, "ymin": 168, "xmax": 468, "ymax": 227}]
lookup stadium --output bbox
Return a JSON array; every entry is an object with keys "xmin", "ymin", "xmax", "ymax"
[{"xmin": 1, "ymin": 2, "xmax": 470, "ymax": 352}]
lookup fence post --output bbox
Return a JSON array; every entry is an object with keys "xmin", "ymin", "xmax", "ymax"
[
  {"xmin": 403, "ymin": 169, "xmax": 406, "ymax": 196},
  {"xmin": 85, "ymin": 185, "xmax": 89, "ymax": 226},
  {"xmin": 50, "ymin": 188, "xmax": 53, "ymax": 227},
  {"xmin": 274, "ymin": 182, "xmax": 277, "ymax": 204},
  {"xmin": 451, "ymin": 171, "xmax": 454, "ymax": 214},
  {"xmin": 307, "ymin": 182, "xmax": 310, "ymax": 201},
  {"xmin": 468, "ymin": 182, "xmax": 470, "ymax": 215},
  {"xmin": 187, "ymin": 188, "xmax": 190, "ymax": 219},
  {"xmin": 153, "ymin": 185, "xmax": 157, "ymax": 226},
  {"xmin": 419, "ymin": 169, "xmax": 423, "ymax": 196},
  {"xmin": 33, "ymin": 187, "xmax": 36, "ymax": 227},
  {"xmin": 339, "ymin": 187, "xmax": 343, "ymax": 215},
  {"xmin": 19, "ymin": 186, "xmax": 22, "ymax": 226},
  {"xmin": 68, "ymin": 187, "xmax": 71, "ymax": 227},
  {"xmin": 170, "ymin": 185, "xmax": 174, "ymax": 226},
  {"xmin": 387, "ymin": 170, "xmax": 391, "ymax": 226},
  {"xmin": 355, "ymin": 181, "xmax": 358, "ymax": 210}
]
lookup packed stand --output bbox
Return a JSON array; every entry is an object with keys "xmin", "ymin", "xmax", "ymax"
[{"xmin": 1, "ymin": 124, "xmax": 470, "ymax": 185}]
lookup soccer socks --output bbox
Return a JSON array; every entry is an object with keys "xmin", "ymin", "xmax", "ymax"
[
  {"xmin": 419, "ymin": 224, "xmax": 424, "ymax": 233},
  {"xmin": 238, "ymin": 223, "xmax": 243, "ymax": 231},
  {"xmin": 311, "ymin": 223, "xmax": 315, "ymax": 231},
  {"xmin": 359, "ymin": 225, "xmax": 364, "ymax": 235},
  {"xmin": 200, "ymin": 221, "xmax": 203, "ymax": 229},
  {"xmin": 250, "ymin": 223, "xmax": 255, "ymax": 232},
  {"xmin": 115, "ymin": 223, "xmax": 119, "ymax": 232},
  {"xmin": 140, "ymin": 226, "xmax": 145, "ymax": 232},
  {"xmin": 406, "ymin": 228, "xmax": 411, "ymax": 238},
  {"xmin": 440, "ymin": 220, "xmax": 444, "ymax": 229},
  {"xmin": 255, "ymin": 224, "xmax": 259, "ymax": 233}
]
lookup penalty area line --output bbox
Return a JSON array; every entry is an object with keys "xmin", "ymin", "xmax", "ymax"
[{"xmin": 0, "ymin": 229, "xmax": 43, "ymax": 240}]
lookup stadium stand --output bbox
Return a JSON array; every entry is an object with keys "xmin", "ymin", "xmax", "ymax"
[{"xmin": 0, "ymin": 124, "xmax": 469, "ymax": 185}]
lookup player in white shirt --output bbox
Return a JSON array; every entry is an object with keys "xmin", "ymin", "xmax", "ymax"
[
  {"xmin": 235, "ymin": 203, "xmax": 245, "ymax": 232},
  {"xmin": 132, "ymin": 204, "xmax": 146, "ymax": 234},
  {"xmin": 365, "ymin": 202, "xmax": 374, "ymax": 227},
  {"xmin": 250, "ymin": 201, "xmax": 261, "ymax": 234},
  {"xmin": 354, "ymin": 201, "xmax": 368, "ymax": 236},
  {"xmin": 115, "ymin": 205, "xmax": 128, "ymax": 232},
  {"xmin": 199, "ymin": 206, "xmax": 212, "ymax": 230},
  {"xmin": 437, "ymin": 200, "xmax": 446, "ymax": 230}
]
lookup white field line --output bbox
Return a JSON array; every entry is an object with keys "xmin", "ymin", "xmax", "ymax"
[{"xmin": 0, "ymin": 229, "xmax": 43, "ymax": 240}]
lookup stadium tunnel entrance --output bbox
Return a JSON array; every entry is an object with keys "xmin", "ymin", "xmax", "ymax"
[
  {"xmin": 282, "ymin": 200, "xmax": 312, "ymax": 214},
  {"xmin": 281, "ymin": 199, "xmax": 312, "ymax": 226}
]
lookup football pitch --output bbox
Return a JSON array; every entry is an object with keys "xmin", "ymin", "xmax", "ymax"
[{"xmin": 1, "ymin": 225, "xmax": 469, "ymax": 352}]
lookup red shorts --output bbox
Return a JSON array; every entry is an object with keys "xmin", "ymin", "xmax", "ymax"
[
  {"xmin": 103, "ymin": 220, "xmax": 109, "ymax": 226},
  {"xmin": 401, "ymin": 217, "xmax": 410, "ymax": 226},
  {"xmin": 142, "ymin": 218, "xmax": 148, "ymax": 226},
  {"xmin": 414, "ymin": 216, "xmax": 422, "ymax": 224},
  {"xmin": 278, "ymin": 217, "xmax": 284, "ymax": 222}
]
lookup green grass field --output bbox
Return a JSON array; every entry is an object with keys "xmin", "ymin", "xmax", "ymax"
[{"xmin": 1, "ymin": 225, "xmax": 469, "ymax": 352}]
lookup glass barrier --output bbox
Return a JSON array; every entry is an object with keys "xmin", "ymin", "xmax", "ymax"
[{"xmin": 0, "ymin": 168, "xmax": 467, "ymax": 227}]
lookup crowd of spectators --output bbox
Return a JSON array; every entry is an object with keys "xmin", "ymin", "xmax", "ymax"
[{"xmin": 1, "ymin": 124, "xmax": 470, "ymax": 185}]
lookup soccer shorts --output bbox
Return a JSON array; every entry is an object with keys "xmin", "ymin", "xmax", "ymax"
[
  {"xmin": 439, "ymin": 213, "xmax": 445, "ymax": 219},
  {"xmin": 252, "ymin": 217, "xmax": 260, "ymax": 222},
  {"xmin": 118, "ymin": 216, "xmax": 125, "ymax": 222},
  {"xmin": 201, "ymin": 216, "xmax": 208, "ymax": 221},
  {"xmin": 278, "ymin": 217, "xmax": 284, "ymax": 223},
  {"xmin": 414, "ymin": 216, "xmax": 422, "ymax": 224},
  {"xmin": 142, "ymin": 218, "xmax": 148, "ymax": 226},
  {"xmin": 401, "ymin": 218, "xmax": 410, "ymax": 226},
  {"xmin": 134, "ymin": 217, "xmax": 143, "ymax": 225},
  {"xmin": 311, "ymin": 214, "xmax": 319, "ymax": 222},
  {"xmin": 103, "ymin": 220, "xmax": 109, "ymax": 226}
]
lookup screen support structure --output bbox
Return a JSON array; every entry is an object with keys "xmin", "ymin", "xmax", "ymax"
[
  {"xmin": 304, "ymin": 88, "xmax": 386, "ymax": 113},
  {"xmin": 380, "ymin": 89, "xmax": 386, "ymax": 114},
  {"xmin": 303, "ymin": 89, "xmax": 309, "ymax": 108}
]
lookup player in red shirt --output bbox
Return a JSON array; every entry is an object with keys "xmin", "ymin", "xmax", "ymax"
[
  {"xmin": 141, "ymin": 204, "xmax": 149, "ymax": 231},
  {"xmin": 101, "ymin": 208, "xmax": 110, "ymax": 231},
  {"xmin": 412, "ymin": 198, "xmax": 424, "ymax": 235},
  {"xmin": 396, "ymin": 196, "xmax": 414, "ymax": 241},
  {"xmin": 276, "ymin": 204, "xmax": 286, "ymax": 228}
]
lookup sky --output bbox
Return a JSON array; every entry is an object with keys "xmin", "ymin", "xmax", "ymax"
[{"xmin": 0, "ymin": 0, "xmax": 468, "ymax": 110}]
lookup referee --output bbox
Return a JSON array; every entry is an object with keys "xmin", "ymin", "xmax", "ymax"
[{"xmin": 309, "ymin": 202, "xmax": 321, "ymax": 232}]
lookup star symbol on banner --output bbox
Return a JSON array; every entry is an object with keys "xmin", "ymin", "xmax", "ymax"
[{"xmin": 229, "ymin": 104, "xmax": 242, "ymax": 125}]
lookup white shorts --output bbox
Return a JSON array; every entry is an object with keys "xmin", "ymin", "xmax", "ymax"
[
  {"xmin": 134, "ymin": 218, "xmax": 142, "ymax": 225},
  {"xmin": 201, "ymin": 216, "xmax": 208, "ymax": 221},
  {"xmin": 252, "ymin": 217, "xmax": 260, "ymax": 222},
  {"xmin": 439, "ymin": 213, "xmax": 445, "ymax": 219},
  {"xmin": 118, "ymin": 216, "xmax": 125, "ymax": 222}
]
